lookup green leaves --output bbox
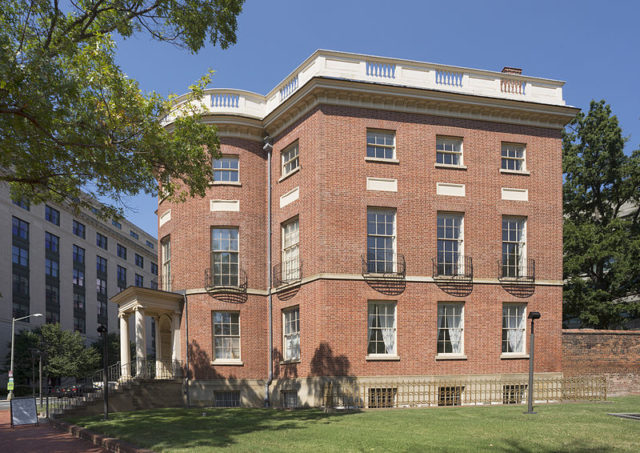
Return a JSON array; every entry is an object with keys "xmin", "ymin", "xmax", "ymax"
[
  {"xmin": 563, "ymin": 100, "xmax": 640, "ymax": 328},
  {"xmin": 0, "ymin": 1, "xmax": 243, "ymax": 217}
]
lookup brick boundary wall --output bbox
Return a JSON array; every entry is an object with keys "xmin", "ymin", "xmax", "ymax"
[{"xmin": 562, "ymin": 329, "xmax": 640, "ymax": 396}]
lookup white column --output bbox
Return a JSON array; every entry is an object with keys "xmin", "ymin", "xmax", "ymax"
[
  {"xmin": 135, "ymin": 307, "xmax": 147, "ymax": 378},
  {"xmin": 171, "ymin": 312, "xmax": 181, "ymax": 370},
  {"xmin": 119, "ymin": 312, "xmax": 130, "ymax": 378},
  {"xmin": 155, "ymin": 316, "xmax": 163, "ymax": 378}
]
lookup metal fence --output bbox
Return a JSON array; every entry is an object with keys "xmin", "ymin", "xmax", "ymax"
[{"xmin": 323, "ymin": 375, "xmax": 607, "ymax": 409}]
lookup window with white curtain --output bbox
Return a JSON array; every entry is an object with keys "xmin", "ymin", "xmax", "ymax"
[
  {"xmin": 502, "ymin": 217, "xmax": 526, "ymax": 277},
  {"xmin": 367, "ymin": 302, "xmax": 396, "ymax": 356},
  {"xmin": 213, "ymin": 312, "xmax": 240, "ymax": 360},
  {"xmin": 281, "ymin": 218, "xmax": 299, "ymax": 281},
  {"xmin": 502, "ymin": 304, "xmax": 526, "ymax": 354},
  {"xmin": 282, "ymin": 307, "xmax": 300, "ymax": 361},
  {"xmin": 437, "ymin": 303, "xmax": 464, "ymax": 355}
]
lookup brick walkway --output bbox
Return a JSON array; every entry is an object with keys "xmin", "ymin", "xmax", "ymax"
[{"xmin": 0, "ymin": 409, "xmax": 106, "ymax": 452}]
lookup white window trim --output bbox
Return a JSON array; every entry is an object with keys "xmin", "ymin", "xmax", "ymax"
[
  {"xmin": 282, "ymin": 306, "xmax": 301, "ymax": 362},
  {"xmin": 212, "ymin": 311, "xmax": 242, "ymax": 363},
  {"xmin": 366, "ymin": 301, "xmax": 398, "ymax": 358},
  {"xmin": 161, "ymin": 237, "xmax": 171, "ymax": 292},
  {"xmin": 436, "ymin": 302, "xmax": 465, "ymax": 357},
  {"xmin": 281, "ymin": 142, "xmax": 299, "ymax": 177},
  {"xmin": 436, "ymin": 212, "xmax": 464, "ymax": 274},
  {"xmin": 501, "ymin": 303, "xmax": 528, "ymax": 358},
  {"xmin": 501, "ymin": 142, "xmax": 527, "ymax": 173},
  {"xmin": 436, "ymin": 136, "xmax": 464, "ymax": 167},
  {"xmin": 211, "ymin": 227, "xmax": 240, "ymax": 286},
  {"xmin": 366, "ymin": 129, "xmax": 396, "ymax": 161},
  {"xmin": 281, "ymin": 218, "xmax": 300, "ymax": 282},
  {"xmin": 366, "ymin": 208, "xmax": 397, "ymax": 273},
  {"xmin": 502, "ymin": 216, "xmax": 528, "ymax": 276},
  {"xmin": 212, "ymin": 155, "xmax": 240, "ymax": 184}
]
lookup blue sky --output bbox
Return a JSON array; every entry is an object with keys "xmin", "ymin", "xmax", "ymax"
[{"xmin": 110, "ymin": 0, "xmax": 640, "ymax": 237}]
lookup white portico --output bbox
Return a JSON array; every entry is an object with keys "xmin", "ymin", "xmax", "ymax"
[{"xmin": 111, "ymin": 287, "xmax": 183, "ymax": 379}]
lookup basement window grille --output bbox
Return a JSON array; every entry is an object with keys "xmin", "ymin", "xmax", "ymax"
[
  {"xmin": 368, "ymin": 387, "xmax": 397, "ymax": 408},
  {"xmin": 503, "ymin": 384, "xmax": 527, "ymax": 405},
  {"xmin": 438, "ymin": 385, "xmax": 464, "ymax": 407},
  {"xmin": 214, "ymin": 391, "xmax": 241, "ymax": 408}
]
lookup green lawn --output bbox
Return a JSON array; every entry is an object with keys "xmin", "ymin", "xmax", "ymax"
[{"xmin": 66, "ymin": 397, "xmax": 640, "ymax": 452}]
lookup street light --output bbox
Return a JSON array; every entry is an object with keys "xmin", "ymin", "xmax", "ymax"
[
  {"xmin": 97, "ymin": 324, "xmax": 109, "ymax": 420},
  {"xmin": 8, "ymin": 313, "xmax": 43, "ymax": 401},
  {"xmin": 524, "ymin": 311, "xmax": 541, "ymax": 415}
]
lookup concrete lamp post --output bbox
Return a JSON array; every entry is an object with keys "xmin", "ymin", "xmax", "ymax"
[
  {"xmin": 524, "ymin": 311, "xmax": 541, "ymax": 415},
  {"xmin": 97, "ymin": 325, "xmax": 109, "ymax": 420},
  {"xmin": 8, "ymin": 313, "xmax": 43, "ymax": 401}
]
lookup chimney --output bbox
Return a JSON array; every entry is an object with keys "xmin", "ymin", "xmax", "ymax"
[{"xmin": 502, "ymin": 67, "xmax": 522, "ymax": 75}]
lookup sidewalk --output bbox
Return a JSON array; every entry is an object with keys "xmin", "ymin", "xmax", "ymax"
[{"xmin": 0, "ymin": 409, "xmax": 106, "ymax": 452}]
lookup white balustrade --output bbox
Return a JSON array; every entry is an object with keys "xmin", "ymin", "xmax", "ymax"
[
  {"xmin": 279, "ymin": 75, "xmax": 299, "ymax": 101},
  {"xmin": 168, "ymin": 51, "xmax": 566, "ymax": 121},
  {"xmin": 436, "ymin": 70, "xmax": 464, "ymax": 87},
  {"xmin": 366, "ymin": 61, "xmax": 396, "ymax": 79}
]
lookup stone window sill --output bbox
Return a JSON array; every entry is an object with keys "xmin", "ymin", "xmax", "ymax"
[
  {"xmin": 278, "ymin": 166, "xmax": 300, "ymax": 182},
  {"xmin": 500, "ymin": 169, "xmax": 530, "ymax": 176},
  {"xmin": 366, "ymin": 355, "xmax": 400, "ymax": 361},
  {"xmin": 435, "ymin": 163, "xmax": 468, "ymax": 170},
  {"xmin": 279, "ymin": 359, "xmax": 301, "ymax": 365},
  {"xmin": 211, "ymin": 360, "xmax": 244, "ymax": 366},
  {"xmin": 500, "ymin": 353, "xmax": 529, "ymax": 360},
  {"xmin": 365, "ymin": 157, "xmax": 400, "ymax": 164},
  {"xmin": 435, "ymin": 354, "xmax": 467, "ymax": 361},
  {"xmin": 209, "ymin": 181, "xmax": 242, "ymax": 186}
]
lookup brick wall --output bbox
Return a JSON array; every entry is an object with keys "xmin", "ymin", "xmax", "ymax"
[{"xmin": 563, "ymin": 329, "xmax": 640, "ymax": 395}]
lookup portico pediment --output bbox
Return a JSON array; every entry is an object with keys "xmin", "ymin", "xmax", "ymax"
[{"xmin": 111, "ymin": 286, "xmax": 183, "ymax": 317}]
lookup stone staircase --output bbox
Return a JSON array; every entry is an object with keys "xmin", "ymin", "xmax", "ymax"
[{"xmin": 61, "ymin": 379, "xmax": 185, "ymax": 418}]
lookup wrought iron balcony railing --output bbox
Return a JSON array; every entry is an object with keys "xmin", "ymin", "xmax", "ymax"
[
  {"xmin": 432, "ymin": 255, "xmax": 473, "ymax": 282},
  {"xmin": 204, "ymin": 267, "xmax": 248, "ymax": 293},
  {"xmin": 273, "ymin": 259, "xmax": 303, "ymax": 287},
  {"xmin": 498, "ymin": 258, "xmax": 535, "ymax": 283},
  {"xmin": 361, "ymin": 253, "xmax": 406, "ymax": 279}
]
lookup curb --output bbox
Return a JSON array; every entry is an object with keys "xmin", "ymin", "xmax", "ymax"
[{"xmin": 48, "ymin": 418, "xmax": 154, "ymax": 453}]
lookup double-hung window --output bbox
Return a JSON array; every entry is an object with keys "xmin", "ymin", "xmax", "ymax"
[
  {"xmin": 437, "ymin": 303, "xmax": 464, "ymax": 355},
  {"xmin": 436, "ymin": 137, "xmax": 463, "ymax": 166},
  {"xmin": 281, "ymin": 142, "xmax": 299, "ymax": 177},
  {"xmin": 73, "ymin": 245, "xmax": 85, "ymax": 265},
  {"xmin": 213, "ymin": 312, "xmax": 240, "ymax": 360},
  {"xmin": 96, "ymin": 256, "xmax": 107, "ymax": 275},
  {"xmin": 366, "ymin": 208, "xmax": 396, "ymax": 273},
  {"xmin": 366, "ymin": 130, "xmax": 395, "ymax": 160},
  {"xmin": 502, "ymin": 216, "xmax": 526, "ymax": 278},
  {"xmin": 501, "ymin": 143, "xmax": 526, "ymax": 172},
  {"xmin": 281, "ymin": 218, "xmax": 300, "ymax": 282},
  {"xmin": 96, "ymin": 232, "xmax": 108, "ymax": 250},
  {"xmin": 436, "ymin": 213, "xmax": 463, "ymax": 275},
  {"xmin": 45, "ymin": 232, "xmax": 59, "ymax": 253},
  {"xmin": 502, "ymin": 304, "xmax": 526, "ymax": 354},
  {"xmin": 161, "ymin": 237, "xmax": 171, "ymax": 291},
  {"xmin": 73, "ymin": 268, "xmax": 85, "ymax": 287},
  {"xmin": 367, "ymin": 302, "xmax": 397, "ymax": 356},
  {"xmin": 117, "ymin": 244, "xmax": 127, "ymax": 260},
  {"xmin": 45, "ymin": 258, "xmax": 59, "ymax": 278},
  {"xmin": 12, "ymin": 246, "xmax": 28, "ymax": 267},
  {"xmin": 135, "ymin": 253, "xmax": 144, "ymax": 268},
  {"xmin": 283, "ymin": 307, "xmax": 300, "ymax": 361},
  {"xmin": 213, "ymin": 156, "xmax": 239, "ymax": 182},
  {"xmin": 211, "ymin": 228, "xmax": 239, "ymax": 287},
  {"xmin": 73, "ymin": 220, "xmax": 85, "ymax": 239},
  {"xmin": 45, "ymin": 205, "xmax": 60, "ymax": 225}
]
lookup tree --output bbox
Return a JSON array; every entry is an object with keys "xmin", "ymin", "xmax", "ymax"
[
  {"xmin": 90, "ymin": 332, "xmax": 134, "ymax": 367},
  {"xmin": 4, "ymin": 324, "xmax": 100, "ymax": 393},
  {"xmin": 0, "ymin": 0, "xmax": 244, "ymax": 217},
  {"xmin": 563, "ymin": 100, "xmax": 640, "ymax": 328}
]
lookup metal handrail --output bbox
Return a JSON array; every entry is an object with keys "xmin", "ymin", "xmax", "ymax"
[
  {"xmin": 432, "ymin": 255, "xmax": 473, "ymax": 281},
  {"xmin": 361, "ymin": 253, "xmax": 406, "ymax": 278},
  {"xmin": 498, "ymin": 258, "xmax": 535, "ymax": 283},
  {"xmin": 273, "ymin": 259, "xmax": 303, "ymax": 287}
]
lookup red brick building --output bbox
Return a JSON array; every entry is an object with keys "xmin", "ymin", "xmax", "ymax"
[{"xmin": 114, "ymin": 51, "xmax": 578, "ymax": 407}]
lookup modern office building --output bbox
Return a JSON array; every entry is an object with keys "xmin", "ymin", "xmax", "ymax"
[
  {"xmin": 113, "ymin": 50, "xmax": 579, "ymax": 408},
  {"xmin": 0, "ymin": 183, "xmax": 158, "ymax": 386}
]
